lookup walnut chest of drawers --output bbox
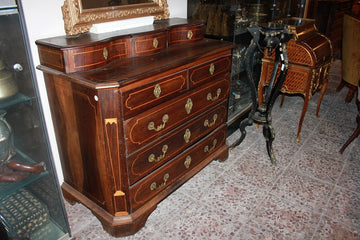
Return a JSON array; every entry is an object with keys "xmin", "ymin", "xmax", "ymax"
[{"xmin": 36, "ymin": 18, "xmax": 233, "ymax": 237}]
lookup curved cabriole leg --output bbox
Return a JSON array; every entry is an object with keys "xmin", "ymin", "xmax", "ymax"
[
  {"xmin": 317, "ymin": 67, "xmax": 330, "ymax": 117},
  {"xmin": 297, "ymin": 94, "xmax": 310, "ymax": 142},
  {"xmin": 231, "ymin": 117, "xmax": 253, "ymax": 148},
  {"xmin": 280, "ymin": 94, "xmax": 285, "ymax": 107},
  {"xmin": 263, "ymin": 44, "xmax": 289, "ymax": 163},
  {"xmin": 339, "ymin": 123, "xmax": 360, "ymax": 153},
  {"xmin": 263, "ymin": 124, "xmax": 276, "ymax": 164},
  {"xmin": 231, "ymin": 37, "xmax": 259, "ymax": 149}
]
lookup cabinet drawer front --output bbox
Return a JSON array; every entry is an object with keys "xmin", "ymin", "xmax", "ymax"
[
  {"xmin": 124, "ymin": 78, "xmax": 230, "ymax": 153},
  {"xmin": 189, "ymin": 56, "xmax": 232, "ymax": 87},
  {"xmin": 133, "ymin": 32, "xmax": 167, "ymax": 56},
  {"xmin": 127, "ymin": 102, "xmax": 228, "ymax": 184},
  {"xmin": 121, "ymin": 71, "xmax": 187, "ymax": 119},
  {"xmin": 64, "ymin": 38, "xmax": 131, "ymax": 73},
  {"xmin": 129, "ymin": 125, "xmax": 227, "ymax": 210},
  {"xmin": 168, "ymin": 25, "xmax": 204, "ymax": 45}
]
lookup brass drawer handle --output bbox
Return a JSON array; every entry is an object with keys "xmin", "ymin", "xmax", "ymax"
[
  {"xmin": 103, "ymin": 47, "xmax": 108, "ymax": 60},
  {"xmin": 148, "ymin": 114, "xmax": 169, "ymax": 131},
  {"xmin": 185, "ymin": 98, "xmax": 193, "ymax": 114},
  {"xmin": 204, "ymin": 139, "xmax": 217, "ymax": 153},
  {"xmin": 153, "ymin": 38, "xmax": 159, "ymax": 48},
  {"xmin": 184, "ymin": 155, "xmax": 192, "ymax": 169},
  {"xmin": 183, "ymin": 128, "xmax": 191, "ymax": 143},
  {"xmin": 187, "ymin": 30, "xmax": 193, "ymax": 39},
  {"xmin": 204, "ymin": 114, "xmax": 218, "ymax": 128},
  {"xmin": 153, "ymin": 84, "xmax": 161, "ymax": 98},
  {"xmin": 207, "ymin": 88, "xmax": 221, "ymax": 101},
  {"xmin": 150, "ymin": 173, "xmax": 169, "ymax": 191},
  {"xmin": 148, "ymin": 144, "xmax": 168, "ymax": 163},
  {"xmin": 209, "ymin": 63, "xmax": 215, "ymax": 75}
]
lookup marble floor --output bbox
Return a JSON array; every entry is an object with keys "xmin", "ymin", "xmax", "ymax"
[{"xmin": 64, "ymin": 60, "xmax": 360, "ymax": 240}]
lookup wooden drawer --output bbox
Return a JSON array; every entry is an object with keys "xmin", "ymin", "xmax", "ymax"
[
  {"xmin": 124, "ymin": 78, "xmax": 230, "ymax": 153},
  {"xmin": 168, "ymin": 25, "xmax": 204, "ymax": 45},
  {"xmin": 37, "ymin": 38, "xmax": 132, "ymax": 73},
  {"xmin": 189, "ymin": 56, "xmax": 232, "ymax": 87},
  {"xmin": 121, "ymin": 71, "xmax": 188, "ymax": 119},
  {"xmin": 133, "ymin": 32, "xmax": 167, "ymax": 56},
  {"xmin": 129, "ymin": 125, "xmax": 227, "ymax": 210},
  {"xmin": 127, "ymin": 102, "xmax": 228, "ymax": 184}
]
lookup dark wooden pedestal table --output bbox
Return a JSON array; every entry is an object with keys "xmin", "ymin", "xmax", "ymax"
[{"xmin": 231, "ymin": 23, "xmax": 292, "ymax": 164}]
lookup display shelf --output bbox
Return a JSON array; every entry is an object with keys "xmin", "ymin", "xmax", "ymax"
[
  {"xmin": 0, "ymin": 1, "xmax": 70, "ymax": 238},
  {"xmin": 30, "ymin": 220, "xmax": 67, "ymax": 240},
  {"xmin": 0, "ymin": 188, "xmax": 67, "ymax": 239},
  {"xmin": 228, "ymin": 74, "xmax": 252, "ymax": 125},
  {"xmin": 0, "ymin": 93, "xmax": 31, "ymax": 109},
  {"xmin": 0, "ymin": 148, "xmax": 48, "ymax": 198}
]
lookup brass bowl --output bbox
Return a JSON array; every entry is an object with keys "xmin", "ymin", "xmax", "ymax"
[{"xmin": 0, "ymin": 61, "xmax": 18, "ymax": 100}]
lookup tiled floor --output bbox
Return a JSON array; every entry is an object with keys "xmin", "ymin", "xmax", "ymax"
[{"xmin": 64, "ymin": 60, "xmax": 360, "ymax": 239}]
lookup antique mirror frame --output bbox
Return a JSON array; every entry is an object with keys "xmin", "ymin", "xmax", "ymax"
[{"xmin": 62, "ymin": 0, "xmax": 169, "ymax": 36}]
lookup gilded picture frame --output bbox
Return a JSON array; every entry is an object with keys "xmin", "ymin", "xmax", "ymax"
[{"xmin": 61, "ymin": 0, "xmax": 169, "ymax": 36}]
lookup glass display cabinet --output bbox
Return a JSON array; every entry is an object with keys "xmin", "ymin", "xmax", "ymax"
[
  {"xmin": 187, "ymin": 0, "xmax": 306, "ymax": 133},
  {"xmin": 0, "ymin": 1, "xmax": 70, "ymax": 239}
]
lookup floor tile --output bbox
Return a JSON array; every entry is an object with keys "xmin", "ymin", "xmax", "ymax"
[
  {"xmin": 323, "ymin": 186, "xmax": 360, "ymax": 232},
  {"xmin": 337, "ymin": 160, "xmax": 360, "ymax": 194},
  {"xmin": 270, "ymin": 169, "xmax": 334, "ymax": 214},
  {"xmin": 238, "ymin": 194, "xmax": 321, "ymax": 240},
  {"xmin": 313, "ymin": 215, "xmax": 360, "ymax": 240},
  {"xmin": 290, "ymin": 149, "xmax": 345, "ymax": 184},
  {"xmin": 157, "ymin": 202, "xmax": 243, "ymax": 240}
]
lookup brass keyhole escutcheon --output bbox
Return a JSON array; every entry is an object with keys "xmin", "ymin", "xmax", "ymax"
[
  {"xmin": 187, "ymin": 30, "xmax": 193, "ymax": 39},
  {"xmin": 103, "ymin": 47, "xmax": 108, "ymax": 60},
  {"xmin": 184, "ymin": 128, "xmax": 191, "ymax": 143},
  {"xmin": 153, "ymin": 38, "xmax": 159, "ymax": 48},
  {"xmin": 185, "ymin": 98, "xmax": 193, "ymax": 114},
  {"xmin": 209, "ymin": 63, "xmax": 215, "ymax": 75},
  {"xmin": 154, "ymin": 84, "xmax": 161, "ymax": 98},
  {"xmin": 184, "ymin": 155, "xmax": 192, "ymax": 169}
]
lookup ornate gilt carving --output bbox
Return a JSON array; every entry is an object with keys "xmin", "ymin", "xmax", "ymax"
[{"xmin": 62, "ymin": 0, "xmax": 169, "ymax": 36}]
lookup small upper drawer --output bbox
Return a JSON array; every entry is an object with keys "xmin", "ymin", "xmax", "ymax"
[
  {"xmin": 37, "ymin": 38, "xmax": 132, "ymax": 73},
  {"xmin": 133, "ymin": 32, "xmax": 167, "ymax": 56},
  {"xmin": 189, "ymin": 56, "xmax": 232, "ymax": 87},
  {"xmin": 126, "ymin": 102, "xmax": 228, "ymax": 184},
  {"xmin": 124, "ymin": 78, "xmax": 230, "ymax": 153},
  {"xmin": 129, "ymin": 125, "xmax": 227, "ymax": 210},
  {"xmin": 168, "ymin": 25, "xmax": 204, "ymax": 45},
  {"xmin": 121, "ymin": 71, "xmax": 188, "ymax": 119}
]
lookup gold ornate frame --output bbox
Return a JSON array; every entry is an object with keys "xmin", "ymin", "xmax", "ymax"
[{"xmin": 62, "ymin": 0, "xmax": 169, "ymax": 36}]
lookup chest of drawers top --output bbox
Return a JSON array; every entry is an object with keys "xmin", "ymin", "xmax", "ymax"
[{"xmin": 36, "ymin": 18, "xmax": 233, "ymax": 89}]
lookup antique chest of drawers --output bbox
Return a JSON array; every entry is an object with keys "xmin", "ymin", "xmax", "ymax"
[
  {"xmin": 258, "ymin": 18, "xmax": 333, "ymax": 141},
  {"xmin": 36, "ymin": 18, "xmax": 233, "ymax": 236}
]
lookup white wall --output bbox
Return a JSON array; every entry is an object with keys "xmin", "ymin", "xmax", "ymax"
[{"xmin": 21, "ymin": 0, "xmax": 187, "ymax": 183}]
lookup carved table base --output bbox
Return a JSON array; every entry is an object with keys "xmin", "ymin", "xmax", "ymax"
[{"xmin": 231, "ymin": 23, "xmax": 292, "ymax": 164}]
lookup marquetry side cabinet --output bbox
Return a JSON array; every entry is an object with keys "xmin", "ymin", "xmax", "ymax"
[{"xmin": 36, "ymin": 18, "xmax": 233, "ymax": 237}]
